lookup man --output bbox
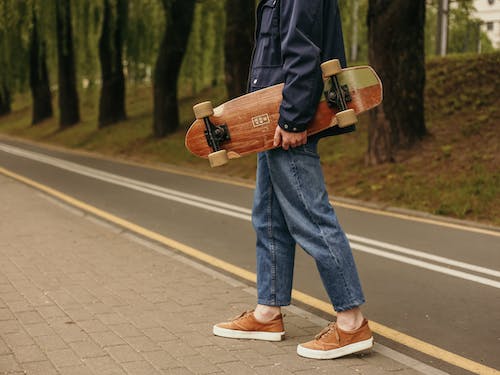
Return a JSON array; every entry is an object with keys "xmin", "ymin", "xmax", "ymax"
[{"xmin": 213, "ymin": 0, "xmax": 373, "ymax": 359}]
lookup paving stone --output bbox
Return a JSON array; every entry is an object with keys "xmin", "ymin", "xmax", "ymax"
[
  {"xmin": 142, "ymin": 350, "xmax": 183, "ymax": 370},
  {"xmin": 46, "ymin": 348, "xmax": 83, "ymax": 368},
  {"xmin": 34, "ymin": 334, "xmax": 69, "ymax": 352},
  {"xmin": 217, "ymin": 360, "xmax": 259, "ymax": 375},
  {"xmin": 121, "ymin": 360, "xmax": 162, "ymax": 375},
  {"xmin": 69, "ymin": 339, "xmax": 107, "ymax": 358},
  {"xmin": 64, "ymin": 306, "xmax": 95, "ymax": 322},
  {"xmin": 97, "ymin": 312, "xmax": 129, "ymax": 325},
  {"xmin": 0, "ymin": 320, "xmax": 23, "ymax": 335},
  {"xmin": 5, "ymin": 300, "xmax": 32, "ymax": 313},
  {"xmin": 84, "ymin": 355, "xmax": 127, "ymax": 375},
  {"xmin": 15, "ymin": 310, "xmax": 44, "ymax": 325},
  {"xmin": 0, "ymin": 353, "xmax": 22, "ymax": 372},
  {"xmin": 105, "ymin": 344, "xmax": 143, "ymax": 363},
  {"xmin": 78, "ymin": 319, "xmax": 109, "ymax": 333},
  {"xmin": 90, "ymin": 331, "xmax": 126, "ymax": 348},
  {"xmin": 177, "ymin": 354, "xmax": 223, "ymax": 374},
  {"xmin": 0, "ymin": 308, "xmax": 15, "ymax": 321},
  {"xmin": 12, "ymin": 344, "xmax": 47, "ymax": 363},
  {"xmin": 3, "ymin": 330, "xmax": 36, "ymax": 347},
  {"xmin": 24, "ymin": 322, "xmax": 55, "ymax": 337},
  {"xmin": 36, "ymin": 305, "xmax": 67, "ymax": 319},
  {"xmin": 142, "ymin": 327, "xmax": 176, "ymax": 342},
  {"xmin": 195, "ymin": 346, "xmax": 236, "ymax": 365},
  {"xmin": 125, "ymin": 336, "xmax": 162, "ymax": 353},
  {"xmin": 159, "ymin": 367, "xmax": 194, "ymax": 375},
  {"xmin": 21, "ymin": 360, "xmax": 59, "ymax": 375},
  {"xmin": 158, "ymin": 341, "xmax": 200, "ymax": 359},
  {"xmin": 58, "ymin": 364, "xmax": 95, "ymax": 375},
  {"xmin": 110, "ymin": 323, "xmax": 144, "ymax": 338}
]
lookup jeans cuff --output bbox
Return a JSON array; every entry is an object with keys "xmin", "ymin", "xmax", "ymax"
[
  {"xmin": 257, "ymin": 298, "xmax": 291, "ymax": 307},
  {"xmin": 334, "ymin": 299, "xmax": 365, "ymax": 313}
]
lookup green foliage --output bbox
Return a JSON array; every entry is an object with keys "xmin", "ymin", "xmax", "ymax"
[
  {"xmin": 425, "ymin": 51, "xmax": 500, "ymax": 119},
  {"xmin": 126, "ymin": 0, "xmax": 164, "ymax": 82},
  {"xmin": 426, "ymin": 0, "xmax": 495, "ymax": 56},
  {"xmin": 339, "ymin": 0, "xmax": 369, "ymax": 63},
  {"xmin": 179, "ymin": 0, "xmax": 225, "ymax": 96},
  {"xmin": 0, "ymin": 0, "xmax": 30, "ymax": 93}
]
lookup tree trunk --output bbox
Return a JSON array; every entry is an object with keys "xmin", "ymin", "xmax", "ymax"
[
  {"xmin": 98, "ymin": 0, "xmax": 127, "ymax": 128},
  {"xmin": 366, "ymin": 0, "xmax": 427, "ymax": 165},
  {"xmin": 153, "ymin": 0, "xmax": 196, "ymax": 138},
  {"xmin": 55, "ymin": 0, "xmax": 80, "ymax": 128},
  {"xmin": 224, "ymin": 0, "xmax": 255, "ymax": 97},
  {"xmin": 30, "ymin": 11, "xmax": 53, "ymax": 125},
  {"xmin": 351, "ymin": 0, "xmax": 359, "ymax": 62},
  {"xmin": 0, "ymin": 84, "xmax": 10, "ymax": 116}
]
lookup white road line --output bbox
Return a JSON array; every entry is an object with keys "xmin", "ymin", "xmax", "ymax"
[
  {"xmin": 351, "ymin": 243, "xmax": 500, "ymax": 289},
  {"xmin": 2, "ymin": 143, "xmax": 499, "ymax": 289},
  {"xmin": 348, "ymin": 234, "xmax": 500, "ymax": 278},
  {"xmin": 0, "ymin": 144, "xmax": 252, "ymax": 220}
]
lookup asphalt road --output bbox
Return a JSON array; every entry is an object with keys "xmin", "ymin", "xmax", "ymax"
[{"xmin": 1, "ymin": 137, "xmax": 499, "ymax": 374}]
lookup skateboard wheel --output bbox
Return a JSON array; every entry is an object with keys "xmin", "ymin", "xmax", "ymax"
[
  {"xmin": 321, "ymin": 59, "xmax": 342, "ymax": 77},
  {"xmin": 193, "ymin": 101, "xmax": 214, "ymax": 119},
  {"xmin": 208, "ymin": 150, "xmax": 229, "ymax": 168},
  {"xmin": 336, "ymin": 109, "xmax": 357, "ymax": 128}
]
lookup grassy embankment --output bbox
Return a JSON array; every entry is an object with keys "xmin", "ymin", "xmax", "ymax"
[{"xmin": 1, "ymin": 52, "xmax": 499, "ymax": 226}]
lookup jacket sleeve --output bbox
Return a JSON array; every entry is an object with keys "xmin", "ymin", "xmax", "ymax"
[{"xmin": 278, "ymin": 0, "xmax": 324, "ymax": 133}]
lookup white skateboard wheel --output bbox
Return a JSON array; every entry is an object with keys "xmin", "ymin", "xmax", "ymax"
[
  {"xmin": 336, "ymin": 109, "xmax": 357, "ymax": 128},
  {"xmin": 193, "ymin": 101, "xmax": 214, "ymax": 119},
  {"xmin": 208, "ymin": 150, "xmax": 229, "ymax": 167},
  {"xmin": 321, "ymin": 59, "xmax": 342, "ymax": 77}
]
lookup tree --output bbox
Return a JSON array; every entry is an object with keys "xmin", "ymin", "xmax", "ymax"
[
  {"xmin": 0, "ymin": 0, "xmax": 14, "ymax": 116},
  {"xmin": 224, "ymin": 0, "xmax": 255, "ymax": 97},
  {"xmin": 153, "ymin": 0, "xmax": 196, "ymax": 137},
  {"xmin": 55, "ymin": 0, "xmax": 80, "ymax": 128},
  {"xmin": 29, "ymin": 8, "xmax": 53, "ymax": 125},
  {"xmin": 98, "ymin": 0, "xmax": 127, "ymax": 127},
  {"xmin": 366, "ymin": 0, "xmax": 427, "ymax": 165},
  {"xmin": 0, "ymin": 85, "xmax": 10, "ymax": 116}
]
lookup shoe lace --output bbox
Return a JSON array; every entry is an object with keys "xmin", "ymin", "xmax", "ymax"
[
  {"xmin": 315, "ymin": 322, "xmax": 340, "ymax": 342},
  {"xmin": 229, "ymin": 310, "xmax": 253, "ymax": 322}
]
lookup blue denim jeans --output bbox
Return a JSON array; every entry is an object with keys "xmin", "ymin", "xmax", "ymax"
[{"xmin": 252, "ymin": 139, "xmax": 365, "ymax": 312}]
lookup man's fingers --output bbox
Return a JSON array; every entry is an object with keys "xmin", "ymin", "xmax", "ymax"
[
  {"xmin": 275, "ymin": 128, "xmax": 307, "ymax": 150},
  {"xmin": 273, "ymin": 127, "xmax": 281, "ymax": 147}
]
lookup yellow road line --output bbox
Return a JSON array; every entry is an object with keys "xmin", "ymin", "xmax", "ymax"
[{"xmin": 1, "ymin": 166, "xmax": 498, "ymax": 375}]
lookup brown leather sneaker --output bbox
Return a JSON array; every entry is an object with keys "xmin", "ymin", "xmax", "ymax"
[
  {"xmin": 297, "ymin": 319, "xmax": 373, "ymax": 359},
  {"xmin": 213, "ymin": 310, "xmax": 285, "ymax": 341}
]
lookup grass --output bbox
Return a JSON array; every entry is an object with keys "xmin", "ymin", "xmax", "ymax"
[{"xmin": 1, "ymin": 53, "xmax": 499, "ymax": 226}]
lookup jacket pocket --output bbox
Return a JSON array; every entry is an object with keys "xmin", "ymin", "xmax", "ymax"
[
  {"xmin": 260, "ymin": 0, "xmax": 279, "ymax": 37},
  {"xmin": 253, "ymin": 0, "xmax": 281, "ymax": 68}
]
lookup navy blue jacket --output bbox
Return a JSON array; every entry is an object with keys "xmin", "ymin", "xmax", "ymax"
[{"xmin": 249, "ymin": 0, "xmax": 355, "ymax": 137}]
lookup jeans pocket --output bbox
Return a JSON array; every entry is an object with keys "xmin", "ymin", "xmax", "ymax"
[{"xmin": 293, "ymin": 141, "xmax": 319, "ymax": 158}]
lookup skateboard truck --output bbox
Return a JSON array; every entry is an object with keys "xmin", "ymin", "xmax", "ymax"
[
  {"xmin": 193, "ymin": 101, "xmax": 231, "ymax": 167},
  {"xmin": 325, "ymin": 85, "xmax": 352, "ymax": 109},
  {"xmin": 321, "ymin": 60, "xmax": 357, "ymax": 127}
]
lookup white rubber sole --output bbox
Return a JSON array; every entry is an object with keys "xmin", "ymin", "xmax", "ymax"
[
  {"xmin": 297, "ymin": 337, "xmax": 374, "ymax": 359},
  {"xmin": 213, "ymin": 325, "xmax": 285, "ymax": 341}
]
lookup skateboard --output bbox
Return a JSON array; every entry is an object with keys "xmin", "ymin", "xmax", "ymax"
[{"xmin": 185, "ymin": 59, "xmax": 383, "ymax": 167}]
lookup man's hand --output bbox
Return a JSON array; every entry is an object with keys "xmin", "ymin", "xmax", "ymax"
[{"xmin": 273, "ymin": 126, "xmax": 307, "ymax": 150}]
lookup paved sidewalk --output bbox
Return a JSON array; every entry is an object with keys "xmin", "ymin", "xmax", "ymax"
[{"xmin": 0, "ymin": 174, "xmax": 427, "ymax": 375}]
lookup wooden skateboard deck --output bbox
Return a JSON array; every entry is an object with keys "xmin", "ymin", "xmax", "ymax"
[{"xmin": 185, "ymin": 65, "xmax": 382, "ymax": 161}]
